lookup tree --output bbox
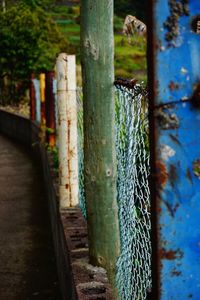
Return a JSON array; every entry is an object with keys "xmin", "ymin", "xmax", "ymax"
[{"xmin": 0, "ymin": 2, "xmax": 68, "ymax": 103}]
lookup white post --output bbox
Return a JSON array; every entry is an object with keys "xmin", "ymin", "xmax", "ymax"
[
  {"xmin": 66, "ymin": 55, "xmax": 79, "ymax": 207},
  {"xmin": 33, "ymin": 78, "xmax": 41, "ymax": 124},
  {"xmin": 56, "ymin": 53, "xmax": 70, "ymax": 208},
  {"xmin": 56, "ymin": 53, "xmax": 79, "ymax": 208}
]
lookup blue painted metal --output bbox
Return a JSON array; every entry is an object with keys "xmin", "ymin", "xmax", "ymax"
[
  {"xmin": 149, "ymin": 1, "xmax": 200, "ymax": 299},
  {"xmin": 155, "ymin": 1, "xmax": 200, "ymax": 105}
]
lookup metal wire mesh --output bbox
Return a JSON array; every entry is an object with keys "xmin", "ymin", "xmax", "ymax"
[
  {"xmin": 76, "ymin": 83, "xmax": 151, "ymax": 299},
  {"xmin": 76, "ymin": 87, "xmax": 86, "ymax": 217},
  {"xmin": 115, "ymin": 82, "xmax": 151, "ymax": 300}
]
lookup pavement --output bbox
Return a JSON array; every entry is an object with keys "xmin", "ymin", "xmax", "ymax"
[{"xmin": 0, "ymin": 134, "xmax": 61, "ymax": 300}]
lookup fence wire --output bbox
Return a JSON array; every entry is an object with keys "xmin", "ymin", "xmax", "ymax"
[
  {"xmin": 76, "ymin": 87, "xmax": 86, "ymax": 217},
  {"xmin": 115, "ymin": 82, "xmax": 151, "ymax": 300},
  {"xmin": 76, "ymin": 82, "xmax": 151, "ymax": 300}
]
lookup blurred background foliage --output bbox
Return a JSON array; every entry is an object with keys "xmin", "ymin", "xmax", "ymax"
[{"xmin": 0, "ymin": 0, "xmax": 147, "ymax": 104}]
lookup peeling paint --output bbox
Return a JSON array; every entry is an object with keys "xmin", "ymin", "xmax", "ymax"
[
  {"xmin": 159, "ymin": 248, "xmax": 183, "ymax": 260},
  {"xmin": 160, "ymin": 144, "xmax": 176, "ymax": 161},
  {"xmin": 191, "ymin": 15, "xmax": 200, "ymax": 34},
  {"xmin": 169, "ymin": 81, "xmax": 180, "ymax": 91},
  {"xmin": 163, "ymin": 0, "xmax": 190, "ymax": 45},
  {"xmin": 181, "ymin": 67, "xmax": 188, "ymax": 74},
  {"xmin": 151, "ymin": 0, "xmax": 200, "ymax": 298},
  {"xmin": 156, "ymin": 109, "xmax": 179, "ymax": 130},
  {"xmin": 156, "ymin": 161, "xmax": 168, "ymax": 187}
]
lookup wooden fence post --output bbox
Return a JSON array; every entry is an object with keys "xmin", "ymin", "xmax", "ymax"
[
  {"xmin": 53, "ymin": 78, "xmax": 59, "ymax": 146},
  {"xmin": 32, "ymin": 77, "xmax": 41, "ymax": 124},
  {"xmin": 45, "ymin": 71, "xmax": 56, "ymax": 148},
  {"xmin": 66, "ymin": 55, "xmax": 79, "ymax": 207},
  {"xmin": 81, "ymin": 0, "xmax": 120, "ymax": 293},
  {"xmin": 40, "ymin": 73, "xmax": 46, "ymax": 142},
  {"xmin": 56, "ymin": 53, "xmax": 79, "ymax": 208}
]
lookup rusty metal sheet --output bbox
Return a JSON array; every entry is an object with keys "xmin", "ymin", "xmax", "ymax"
[{"xmin": 149, "ymin": 0, "xmax": 200, "ymax": 299}]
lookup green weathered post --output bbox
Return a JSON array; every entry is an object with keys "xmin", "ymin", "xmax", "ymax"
[{"xmin": 81, "ymin": 0, "xmax": 120, "ymax": 293}]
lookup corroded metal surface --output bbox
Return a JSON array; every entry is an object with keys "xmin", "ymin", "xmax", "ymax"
[
  {"xmin": 149, "ymin": 1, "xmax": 200, "ymax": 299},
  {"xmin": 154, "ymin": 1, "xmax": 200, "ymax": 105}
]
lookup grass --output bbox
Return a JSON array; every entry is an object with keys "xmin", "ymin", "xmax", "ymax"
[
  {"xmin": 114, "ymin": 35, "xmax": 147, "ymax": 81},
  {"xmin": 52, "ymin": 5, "xmax": 147, "ymax": 82}
]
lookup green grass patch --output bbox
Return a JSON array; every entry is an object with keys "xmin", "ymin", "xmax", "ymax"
[
  {"xmin": 50, "ymin": 6, "xmax": 147, "ymax": 81},
  {"xmin": 59, "ymin": 23, "xmax": 80, "ymax": 34}
]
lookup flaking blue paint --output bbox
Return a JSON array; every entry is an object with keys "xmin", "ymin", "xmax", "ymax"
[
  {"xmin": 155, "ymin": 1, "xmax": 200, "ymax": 105},
  {"xmin": 153, "ymin": 0, "xmax": 200, "ymax": 299},
  {"xmin": 157, "ymin": 102, "xmax": 200, "ymax": 299}
]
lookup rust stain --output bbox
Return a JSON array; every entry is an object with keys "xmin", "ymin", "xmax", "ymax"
[
  {"xmin": 171, "ymin": 269, "xmax": 182, "ymax": 277},
  {"xmin": 159, "ymin": 248, "xmax": 183, "ymax": 260},
  {"xmin": 66, "ymin": 184, "xmax": 69, "ymax": 189},
  {"xmin": 169, "ymin": 81, "xmax": 180, "ymax": 91},
  {"xmin": 156, "ymin": 161, "xmax": 168, "ymax": 187}
]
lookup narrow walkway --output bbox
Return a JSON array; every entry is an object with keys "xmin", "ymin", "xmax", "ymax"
[{"xmin": 0, "ymin": 135, "xmax": 61, "ymax": 300}]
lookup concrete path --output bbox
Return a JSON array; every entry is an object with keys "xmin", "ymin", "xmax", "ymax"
[{"xmin": 0, "ymin": 135, "xmax": 61, "ymax": 300}]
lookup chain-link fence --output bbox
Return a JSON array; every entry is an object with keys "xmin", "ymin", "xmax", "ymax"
[
  {"xmin": 114, "ymin": 80, "xmax": 151, "ymax": 300},
  {"xmin": 76, "ymin": 87, "xmax": 86, "ymax": 217},
  {"xmin": 76, "ymin": 80, "xmax": 151, "ymax": 300}
]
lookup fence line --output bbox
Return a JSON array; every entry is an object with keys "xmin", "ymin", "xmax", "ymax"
[
  {"xmin": 30, "ymin": 69, "xmax": 151, "ymax": 300},
  {"xmin": 115, "ymin": 81, "xmax": 151, "ymax": 300},
  {"xmin": 75, "ymin": 79, "xmax": 151, "ymax": 300}
]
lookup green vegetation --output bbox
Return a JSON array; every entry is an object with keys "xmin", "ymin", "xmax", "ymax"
[
  {"xmin": 115, "ymin": 35, "xmax": 147, "ymax": 80},
  {"xmin": 0, "ymin": 1, "xmax": 68, "ymax": 103},
  {"xmin": 0, "ymin": 1, "xmax": 147, "ymax": 104},
  {"xmin": 51, "ymin": 5, "xmax": 147, "ymax": 82}
]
